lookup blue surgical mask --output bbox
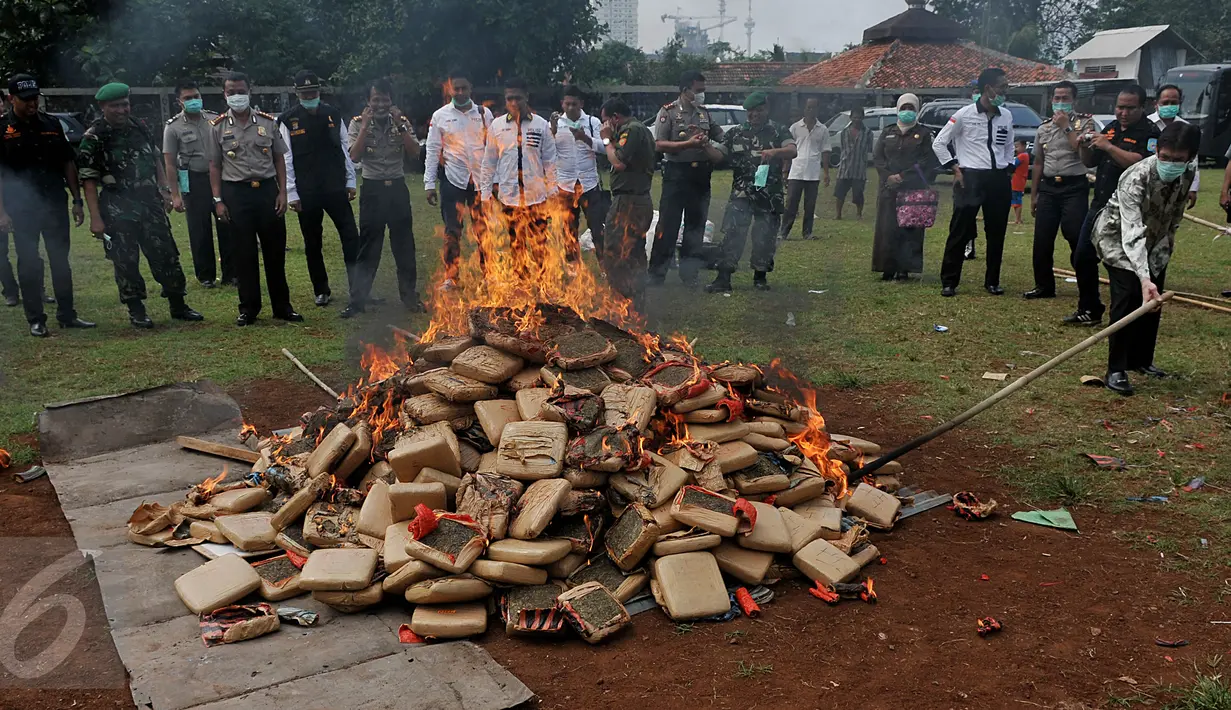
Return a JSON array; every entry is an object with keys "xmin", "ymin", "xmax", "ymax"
[
  {"xmin": 452, "ymin": 96, "xmax": 472, "ymax": 109},
  {"xmin": 300, "ymin": 98, "xmax": 320, "ymax": 110},
  {"xmin": 971, "ymin": 93, "xmax": 981, "ymax": 104},
  {"xmin": 693, "ymin": 91, "xmax": 706, "ymax": 105},
  {"xmin": 183, "ymin": 98, "xmax": 203, "ymax": 114},
  {"xmin": 1052, "ymin": 102, "xmax": 1072, "ymax": 115},
  {"xmin": 1155, "ymin": 159, "xmax": 1188, "ymax": 182},
  {"xmin": 990, "ymin": 94, "xmax": 1007, "ymax": 108},
  {"xmin": 1158, "ymin": 104, "xmax": 1180, "ymax": 120},
  {"xmin": 898, "ymin": 110, "xmax": 917, "ymax": 125},
  {"xmin": 226, "ymin": 94, "xmax": 250, "ymax": 112}
]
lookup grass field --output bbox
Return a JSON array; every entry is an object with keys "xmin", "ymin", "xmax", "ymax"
[{"xmin": 1, "ymin": 166, "xmax": 1229, "ymax": 569}]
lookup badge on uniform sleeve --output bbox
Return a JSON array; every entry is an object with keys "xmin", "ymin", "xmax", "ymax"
[
  {"xmin": 257, "ymin": 126, "xmax": 267, "ymax": 136},
  {"xmin": 1147, "ymin": 138, "xmax": 1158, "ymax": 153},
  {"xmin": 618, "ymin": 136, "xmax": 627, "ymax": 146}
]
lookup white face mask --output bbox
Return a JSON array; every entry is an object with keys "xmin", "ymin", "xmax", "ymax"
[
  {"xmin": 693, "ymin": 91, "xmax": 706, "ymax": 105},
  {"xmin": 226, "ymin": 94, "xmax": 251, "ymax": 112}
]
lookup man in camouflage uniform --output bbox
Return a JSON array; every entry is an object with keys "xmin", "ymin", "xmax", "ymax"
[
  {"xmin": 706, "ymin": 92, "xmax": 797, "ymax": 295},
  {"xmin": 79, "ymin": 82, "xmax": 202, "ymax": 328}
]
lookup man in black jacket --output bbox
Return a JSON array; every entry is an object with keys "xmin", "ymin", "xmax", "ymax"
[{"xmin": 278, "ymin": 70, "xmax": 360, "ymax": 309}]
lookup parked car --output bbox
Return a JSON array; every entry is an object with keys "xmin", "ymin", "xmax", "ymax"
[
  {"xmin": 824, "ymin": 107, "xmax": 899, "ymax": 167},
  {"xmin": 1090, "ymin": 114, "xmax": 1116, "ymax": 133},
  {"xmin": 703, "ymin": 104, "xmax": 747, "ymax": 136},
  {"xmin": 918, "ymin": 99, "xmax": 1044, "ymax": 156},
  {"xmin": 50, "ymin": 112, "xmax": 87, "ymax": 147}
]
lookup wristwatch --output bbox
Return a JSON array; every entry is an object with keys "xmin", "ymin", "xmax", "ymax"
[
  {"xmin": 602, "ymin": 137, "xmax": 611, "ymax": 146},
  {"xmin": 213, "ymin": 197, "xmax": 223, "ymax": 204},
  {"xmin": 1064, "ymin": 126, "xmax": 1073, "ymax": 134},
  {"xmin": 72, "ymin": 198, "xmax": 83, "ymax": 206}
]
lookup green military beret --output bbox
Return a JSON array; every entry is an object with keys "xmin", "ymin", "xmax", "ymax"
[
  {"xmin": 95, "ymin": 82, "xmax": 130, "ymax": 102},
  {"xmin": 743, "ymin": 92, "xmax": 769, "ymax": 110}
]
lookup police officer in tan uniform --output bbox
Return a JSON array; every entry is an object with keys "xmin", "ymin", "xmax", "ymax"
[
  {"xmin": 346, "ymin": 77, "xmax": 423, "ymax": 317},
  {"xmin": 164, "ymin": 79, "xmax": 233, "ymax": 288},
  {"xmin": 649, "ymin": 70, "xmax": 725, "ymax": 287},
  {"xmin": 207, "ymin": 71, "xmax": 302, "ymax": 326}
]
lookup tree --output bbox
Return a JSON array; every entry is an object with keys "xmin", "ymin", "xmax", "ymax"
[
  {"xmin": 650, "ymin": 36, "xmax": 715, "ymax": 85},
  {"xmin": 930, "ymin": 0, "xmax": 1094, "ymax": 62},
  {"xmin": 0, "ymin": 0, "xmax": 98, "ymax": 82},
  {"xmin": 572, "ymin": 41, "xmax": 650, "ymax": 85},
  {"xmin": 1082, "ymin": 0, "xmax": 1231, "ymax": 64}
]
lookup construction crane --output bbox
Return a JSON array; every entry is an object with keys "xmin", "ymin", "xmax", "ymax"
[{"xmin": 660, "ymin": 0, "xmax": 737, "ymax": 42}]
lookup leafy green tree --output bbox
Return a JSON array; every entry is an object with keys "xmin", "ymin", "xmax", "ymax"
[
  {"xmin": 572, "ymin": 41, "xmax": 651, "ymax": 85},
  {"xmin": 1082, "ymin": 0, "xmax": 1231, "ymax": 64}
]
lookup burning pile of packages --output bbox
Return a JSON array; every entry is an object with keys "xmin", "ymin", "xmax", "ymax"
[{"xmin": 126, "ymin": 304, "xmax": 911, "ymax": 645}]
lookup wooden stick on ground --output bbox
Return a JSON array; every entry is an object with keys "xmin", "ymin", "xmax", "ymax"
[
  {"xmin": 387, "ymin": 324, "xmax": 421, "ymax": 342},
  {"xmin": 176, "ymin": 436, "xmax": 261, "ymax": 464},
  {"xmin": 851, "ymin": 292, "xmax": 1175, "ymax": 478},
  {"xmin": 1182, "ymin": 212, "xmax": 1231, "ymax": 239},
  {"xmin": 281, "ymin": 348, "xmax": 340, "ymax": 399},
  {"xmin": 1053, "ymin": 268, "xmax": 1231, "ymax": 314}
]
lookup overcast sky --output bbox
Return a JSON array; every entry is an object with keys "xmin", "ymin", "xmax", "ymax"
[{"xmin": 638, "ymin": 0, "xmax": 910, "ymax": 54}]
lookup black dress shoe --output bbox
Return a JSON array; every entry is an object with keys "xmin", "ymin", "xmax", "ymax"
[
  {"xmin": 1136, "ymin": 365, "xmax": 1168, "ymax": 379},
  {"xmin": 58, "ymin": 317, "xmax": 96, "ymax": 328},
  {"xmin": 130, "ymin": 314, "xmax": 154, "ymax": 329},
  {"xmin": 1022, "ymin": 288, "xmax": 1056, "ymax": 300},
  {"xmin": 1223, "ymin": 290, "xmax": 1231, "ymax": 298},
  {"xmin": 4, "ymin": 294, "xmax": 17, "ymax": 307},
  {"xmin": 43, "ymin": 294, "xmax": 55, "ymax": 304},
  {"xmin": 339, "ymin": 304, "xmax": 364, "ymax": 319},
  {"xmin": 236, "ymin": 313, "xmax": 257, "ymax": 327},
  {"xmin": 275, "ymin": 310, "xmax": 305, "ymax": 322},
  {"xmin": 170, "ymin": 307, "xmax": 204, "ymax": 321},
  {"xmin": 29, "ymin": 322, "xmax": 48, "ymax": 337},
  {"xmin": 200, "ymin": 280, "xmax": 216, "ymax": 289},
  {"xmin": 1105, "ymin": 371, "xmax": 1134, "ymax": 396},
  {"xmin": 985, "ymin": 285, "xmax": 1005, "ymax": 296},
  {"xmin": 881, "ymin": 272, "xmax": 895, "ymax": 281},
  {"xmin": 314, "ymin": 294, "xmax": 331, "ymax": 307},
  {"xmin": 894, "ymin": 272, "xmax": 911, "ymax": 281},
  {"xmin": 941, "ymin": 286, "xmax": 957, "ymax": 297}
]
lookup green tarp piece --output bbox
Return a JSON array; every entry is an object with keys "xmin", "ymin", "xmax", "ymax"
[{"xmin": 1011, "ymin": 508, "xmax": 1078, "ymax": 531}]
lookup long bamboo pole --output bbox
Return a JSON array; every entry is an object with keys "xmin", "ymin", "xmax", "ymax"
[
  {"xmin": 281, "ymin": 348, "xmax": 340, "ymax": 399},
  {"xmin": 1182, "ymin": 212, "xmax": 1231, "ymax": 239},
  {"xmin": 1053, "ymin": 268, "xmax": 1231, "ymax": 314},
  {"xmin": 850, "ymin": 292, "xmax": 1175, "ymax": 478}
]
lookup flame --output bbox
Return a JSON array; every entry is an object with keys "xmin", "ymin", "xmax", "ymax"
[
  {"xmin": 197, "ymin": 467, "xmax": 228, "ymax": 498},
  {"xmin": 421, "ymin": 198, "xmax": 642, "ymax": 342},
  {"xmin": 360, "ymin": 340, "xmax": 409, "ymax": 386},
  {"xmin": 765, "ymin": 359, "xmax": 848, "ymax": 500},
  {"xmin": 0, "ymin": 448, "xmax": 10, "ymax": 469},
  {"xmin": 238, "ymin": 423, "xmax": 257, "ymax": 442}
]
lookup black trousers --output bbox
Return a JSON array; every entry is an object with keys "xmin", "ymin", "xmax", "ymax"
[
  {"xmin": 563, "ymin": 185, "xmax": 610, "ymax": 261},
  {"xmin": 11, "ymin": 192, "xmax": 75, "ymax": 325},
  {"xmin": 1030, "ymin": 178, "xmax": 1089, "ymax": 292},
  {"xmin": 0, "ymin": 230, "xmax": 18, "ymax": 300},
  {"xmin": 1107, "ymin": 264, "xmax": 1166, "ymax": 373},
  {"xmin": 781, "ymin": 179, "xmax": 819, "ymax": 238},
  {"xmin": 940, "ymin": 168, "xmax": 1012, "ymax": 289},
  {"xmin": 650, "ymin": 162, "xmax": 712, "ymax": 284},
  {"xmin": 184, "ymin": 170, "xmax": 234, "ymax": 283},
  {"xmin": 296, "ymin": 188, "xmax": 360, "ymax": 299},
  {"xmin": 440, "ymin": 178, "xmax": 479, "ymax": 276},
  {"xmin": 356, "ymin": 178, "xmax": 416, "ymax": 307},
  {"xmin": 223, "ymin": 180, "xmax": 292, "ymax": 318},
  {"xmin": 603, "ymin": 192, "xmax": 653, "ymax": 305},
  {"xmin": 1073, "ymin": 205, "xmax": 1106, "ymax": 317}
]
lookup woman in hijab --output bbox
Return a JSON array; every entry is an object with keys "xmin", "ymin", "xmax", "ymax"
[{"xmin": 872, "ymin": 93, "xmax": 940, "ymax": 280}]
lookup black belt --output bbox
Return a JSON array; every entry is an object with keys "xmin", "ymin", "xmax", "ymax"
[
  {"xmin": 1043, "ymin": 175, "xmax": 1088, "ymax": 186},
  {"xmin": 224, "ymin": 179, "xmax": 273, "ymax": 188}
]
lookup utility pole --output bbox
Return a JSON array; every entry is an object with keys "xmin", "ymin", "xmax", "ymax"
[{"xmin": 744, "ymin": 0, "xmax": 755, "ymax": 54}]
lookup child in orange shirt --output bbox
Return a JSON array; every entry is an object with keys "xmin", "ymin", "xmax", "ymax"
[{"xmin": 1011, "ymin": 139, "xmax": 1030, "ymax": 224}]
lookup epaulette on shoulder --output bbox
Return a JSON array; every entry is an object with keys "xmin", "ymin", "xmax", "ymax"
[
  {"xmin": 255, "ymin": 110, "xmax": 276, "ymax": 120},
  {"xmin": 352, "ymin": 115, "xmax": 362, "ymax": 122},
  {"xmin": 209, "ymin": 114, "xmax": 227, "ymax": 126},
  {"xmin": 165, "ymin": 114, "xmax": 177, "ymax": 125}
]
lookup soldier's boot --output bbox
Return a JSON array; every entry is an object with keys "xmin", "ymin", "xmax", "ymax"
[
  {"xmin": 753, "ymin": 271, "xmax": 771, "ymax": 292},
  {"xmin": 704, "ymin": 270, "xmax": 733, "ymax": 295},
  {"xmin": 128, "ymin": 301, "xmax": 154, "ymax": 329},
  {"xmin": 168, "ymin": 295, "xmax": 204, "ymax": 322}
]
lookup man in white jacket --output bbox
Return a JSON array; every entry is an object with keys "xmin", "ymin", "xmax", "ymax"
[{"xmin": 480, "ymin": 78, "xmax": 557, "ymax": 271}]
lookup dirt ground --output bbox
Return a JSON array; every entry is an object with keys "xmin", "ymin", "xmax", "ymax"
[{"xmin": 0, "ymin": 379, "xmax": 1222, "ymax": 709}]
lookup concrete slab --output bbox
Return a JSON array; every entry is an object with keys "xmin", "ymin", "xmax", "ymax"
[
  {"xmin": 90, "ymin": 546, "xmax": 204, "ymax": 630},
  {"xmin": 114, "ymin": 612, "xmax": 405, "ymax": 710},
  {"xmin": 39, "ymin": 380, "xmax": 242, "ymax": 463},
  {"xmin": 190, "ymin": 644, "xmax": 534, "ymax": 710},
  {"xmin": 68, "ymin": 490, "xmax": 188, "ymax": 550},
  {"xmin": 46, "ymin": 435, "xmax": 240, "ymax": 511}
]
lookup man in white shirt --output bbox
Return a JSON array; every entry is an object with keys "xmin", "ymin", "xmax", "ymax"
[
  {"xmin": 780, "ymin": 97, "xmax": 830, "ymax": 240},
  {"xmin": 1149, "ymin": 84, "xmax": 1199, "ymax": 209},
  {"xmin": 551, "ymin": 85, "xmax": 607, "ymax": 261},
  {"xmin": 480, "ymin": 77, "xmax": 557, "ymax": 268},
  {"xmin": 932, "ymin": 67, "xmax": 1016, "ymax": 297},
  {"xmin": 424, "ymin": 70, "xmax": 493, "ymax": 283}
]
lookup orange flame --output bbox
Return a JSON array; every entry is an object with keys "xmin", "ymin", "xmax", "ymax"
[
  {"xmin": 238, "ymin": 423, "xmax": 257, "ymax": 442},
  {"xmin": 360, "ymin": 340, "xmax": 409, "ymax": 387},
  {"xmin": 197, "ymin": 467, "xmax": 228, "ymax": 498},
  {"xmin": 766, "ymin": 359, "xmax": 848, "ymax": 500},
  {"xmin": 0, "ymin": 448, "xmax": 10, "ymax": 469}
]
